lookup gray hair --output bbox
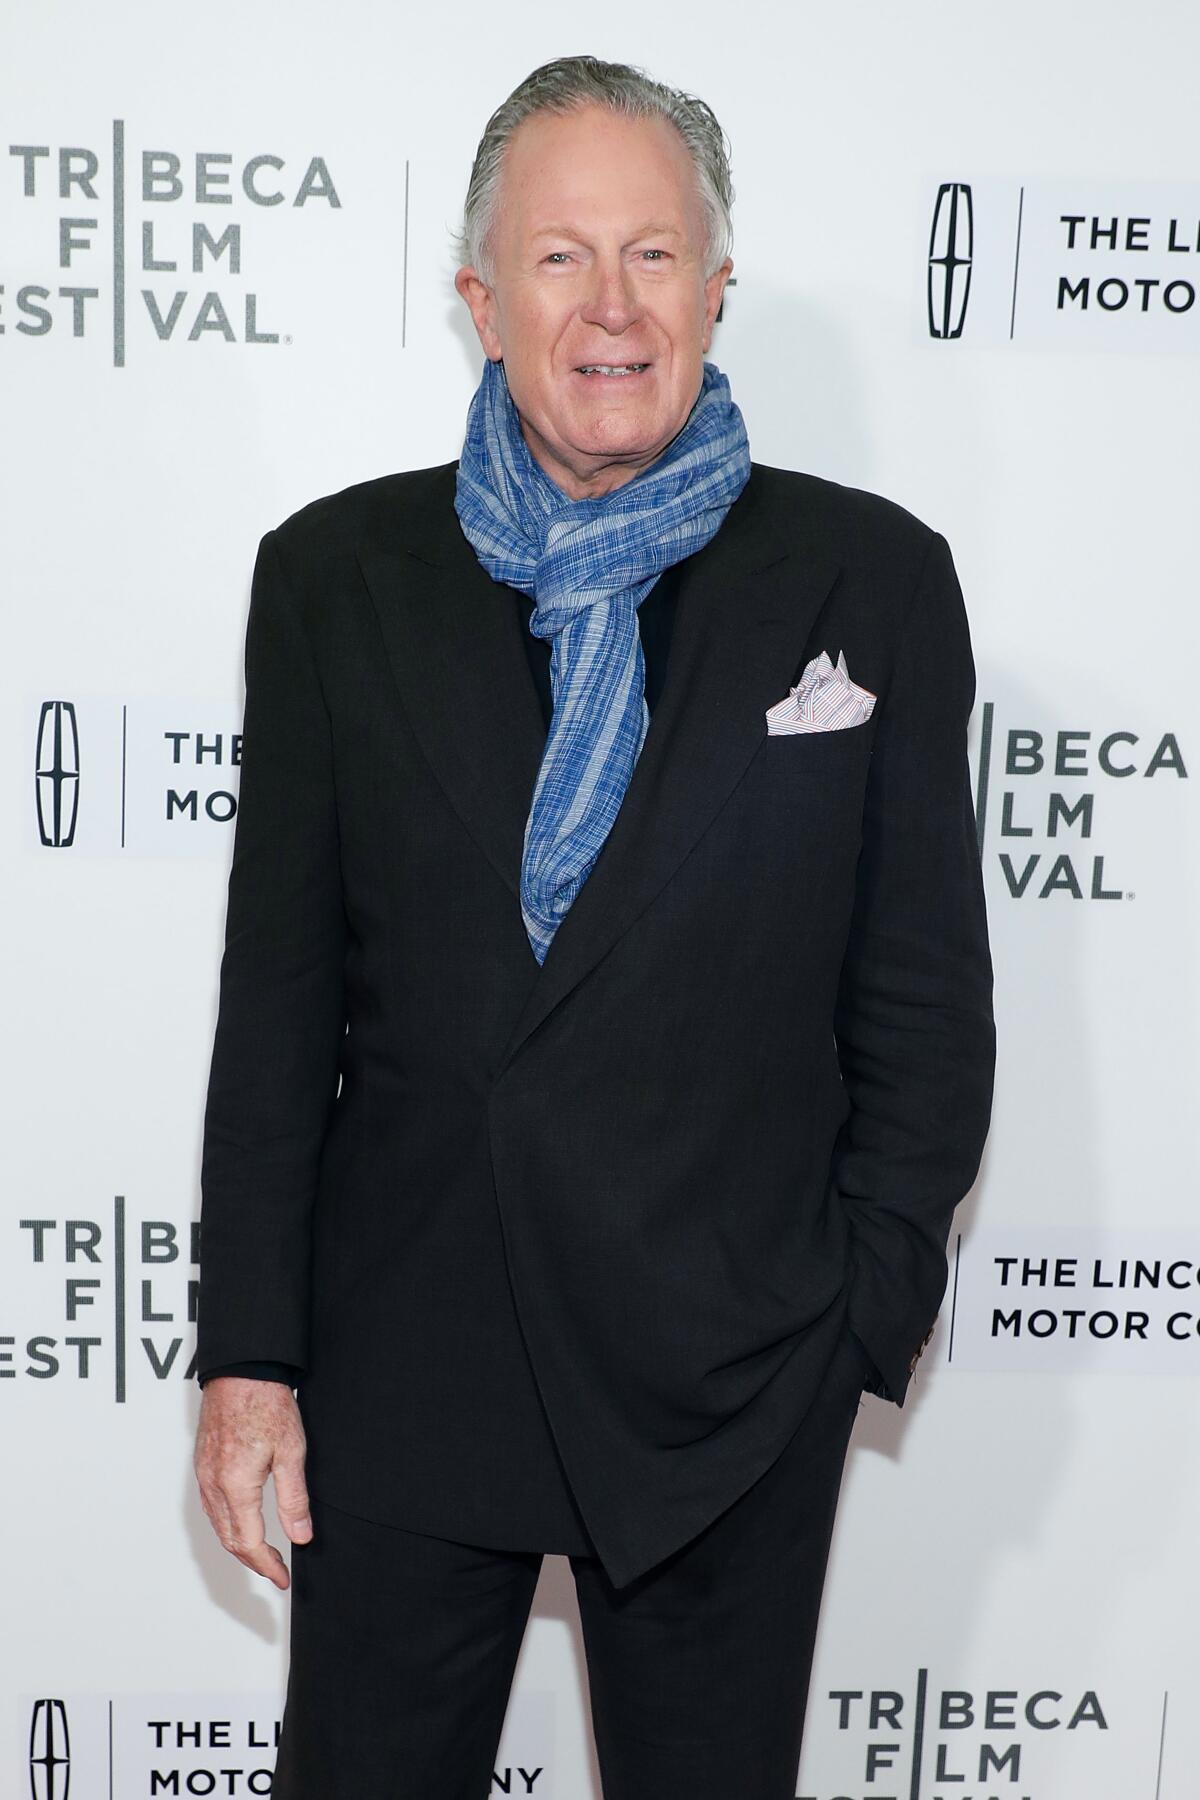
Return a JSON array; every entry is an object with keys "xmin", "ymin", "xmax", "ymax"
[{"xmin": 454, "ymin": 54, "xmax": 734, "ymax": 286}]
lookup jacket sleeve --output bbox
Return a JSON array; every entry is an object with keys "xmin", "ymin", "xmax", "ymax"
[
  {"xmin": 831, "ymin": 529, "xmax": 996, "ymax": 1406},
  {"xmin": 195, "ymin": 528, "xmax": 347, "ymax": 1380},
  {"xmin": 197, "ymin": 1361, "xmax": 302, "ymax": 1389}
]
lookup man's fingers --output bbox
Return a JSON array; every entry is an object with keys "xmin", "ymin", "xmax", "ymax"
[
  {"xmin": 232, "ymin": 1538, "xmax": 291, "ymax": 1589},
  {"xmin": 196, "ymin": 1472, "xmax": 290, "ymax": 1591},
  {"xmin": 273, "ymin": 1456, "xmax": 313, "ymax": 1545},
  {"xmin": 223, "ymin": 1482, "xmax": 291, "ymax": 1591}
]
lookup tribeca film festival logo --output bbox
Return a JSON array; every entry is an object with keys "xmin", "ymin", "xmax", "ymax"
[
  {"xmin": 971, "ymin": 702, "xmax": 1186, "ymax": 902},
  {"xmin": 2, "ymin": 127, "xmax": 343, "ymax": 363},
  {"xmin": 2, "ymin": 1197, "xmax": 198, "ymax": 1398},
  {"xmin": 24, "ymin": 1693, "xmax": 552, "ymax": 1797},
  {"xmin": 798, "ymin": 1671, "xmax": 1178, "ymax": 1800},
  {"xmin": 30, "ymin": 696, "xmax": 242, "ymax": 858},
  {"xmin": 924, "ymin": 175, "xmax": 1200, "ymax": 349}
]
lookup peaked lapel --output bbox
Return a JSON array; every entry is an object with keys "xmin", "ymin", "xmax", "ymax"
[
  {"xmin": 357, "ymin": 462, "xmax": 843, "ymax": 1081},
  {"xmin": 357, "ymin": 470, "xmax": 547, "ymax": 909}
]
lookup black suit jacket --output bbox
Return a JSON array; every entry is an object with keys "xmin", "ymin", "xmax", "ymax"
[
  {"xmin": 196, "ymin": 459, "xmax": 996, "ymax": 1589},
  {"xmin": 198, "ymin": 572, "xmax": 684, "ymax": 1391}
]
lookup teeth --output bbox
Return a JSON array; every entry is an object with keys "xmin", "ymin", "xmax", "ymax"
[{"xmin": 579, "ymin": 364, "xmax": 647, "ymax": 374}]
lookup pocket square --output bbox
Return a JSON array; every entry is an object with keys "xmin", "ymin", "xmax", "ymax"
[{"xmin": 764, "ymin": 649, "xmax": 876, "ymax": 736}]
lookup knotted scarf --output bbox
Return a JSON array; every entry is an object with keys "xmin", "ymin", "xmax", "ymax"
[{"xmin": 454, "ymin": 355, "xmax": 751, "ymax": 964}]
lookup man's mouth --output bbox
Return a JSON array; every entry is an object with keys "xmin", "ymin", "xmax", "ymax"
[{"xmin": 574, "ymin": 363, "xmax": 650, "ymax": 377}]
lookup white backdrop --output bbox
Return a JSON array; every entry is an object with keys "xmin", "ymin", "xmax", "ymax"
[{"xmin": 5, "ymin": 3, "xmax": 1197, "ymax": 1795}]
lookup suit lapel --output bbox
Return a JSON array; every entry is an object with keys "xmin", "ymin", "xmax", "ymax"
[
  {"xmin": 357, "ymin": 470, "xmax": 546, "ymax": 903},
  {"xmin": 357, "ymin": 462, "xmax": 843, "ymax": 1080}
]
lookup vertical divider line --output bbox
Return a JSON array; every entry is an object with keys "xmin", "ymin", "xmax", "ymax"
[
  {"xmin": 974, "ymin": 699, "xmax": 994, "ymax": 859},
  {"xmin": 401, "ymin": 159, "xmax": 410, "ymax": 349},
  {"xmin": 908, "ymin": 1666, "xmax": 927, "ymax": 1800},
  {"xmin": 114, "ymin": 1193, "xmax": 127, "ymax": 1403},
  {"xmin": 1009, "ymin": 184, "xmax": 1024, "ymax": 341},
  {"xmin": 947, "ymin": 1231, "xmax": 962, "ymax": 1364},
  {"xmin": 112, "ymin": 120, "xmax": 126, "ymax": 369},
  {"xmin": 1154, "ymin": 1689, "xmax": 1168, "ymax": 1799}
]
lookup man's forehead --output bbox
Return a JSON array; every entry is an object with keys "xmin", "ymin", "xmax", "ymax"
[{"xmin": 499, "ymin": 112, "xmax": 701, "ymax": 239}]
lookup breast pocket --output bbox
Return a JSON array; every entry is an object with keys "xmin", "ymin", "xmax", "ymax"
[
  {"xmin": 752, "ymin": 716, "xmax": 877, "ymax": 849},
  {"xmin": 760, "ymin": 716, "xmax": 876, "ymax": 770}
]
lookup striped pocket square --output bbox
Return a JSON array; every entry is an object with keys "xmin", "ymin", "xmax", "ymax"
[{"xmin": 764, "ymin": 649, "xmax": 876, "ymax": 735}]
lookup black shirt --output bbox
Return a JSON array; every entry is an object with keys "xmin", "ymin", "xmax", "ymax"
[{"xmin": 197, "ymin": 569, "xmax": 681, "ymax": 1389}]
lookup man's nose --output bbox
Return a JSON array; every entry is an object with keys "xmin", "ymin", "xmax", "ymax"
[{"xmin": 579, "ymin": 258, "xmax": 642, "ymax": 333}]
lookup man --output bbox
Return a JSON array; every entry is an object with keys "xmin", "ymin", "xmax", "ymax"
[{"xmin": 193, "ymin": 53, "xmax": 995, "ymax": 1800}]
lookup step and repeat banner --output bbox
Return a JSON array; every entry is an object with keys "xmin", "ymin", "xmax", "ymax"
[{"xmin": 5, "ymin": 2, "xmax": 1197, "ymax": 1796}]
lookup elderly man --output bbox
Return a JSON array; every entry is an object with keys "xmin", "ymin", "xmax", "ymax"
[{"xmin": 193, "ymin": 53, "xmax": 995, "ymax": 1800}]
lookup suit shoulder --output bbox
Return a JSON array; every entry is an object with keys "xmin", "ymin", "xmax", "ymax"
[
  {"xmin": 269, "ymin": 461, "xmax": 455, "ymax": 563},
  {"xmin": 751, "ymin": 462, "xmax": 942, "ymax": 568}
]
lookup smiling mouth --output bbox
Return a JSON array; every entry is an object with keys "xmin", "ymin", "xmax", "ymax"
[{"xmin": 575, "ymin": 363, "xmax": 651, "ymax": 376}]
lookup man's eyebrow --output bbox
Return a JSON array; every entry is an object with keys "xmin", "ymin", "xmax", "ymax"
[{"xmin": 530, "ymin": 222, "xmax": 684, "ymax": 242}]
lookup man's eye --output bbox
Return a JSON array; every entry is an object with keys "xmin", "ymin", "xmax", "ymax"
[
  {"xmin": 545, "ymin": 252, "xmax": 571, "ymax": 264},
  {"xmin": 642, "ymin": 249, "xmax": 668, "ymax": 262}
]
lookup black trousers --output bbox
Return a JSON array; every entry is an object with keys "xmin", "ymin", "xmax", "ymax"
[{"xmin": 272, "ymin": 1319, "xmax": 873, "ymax": 1800}]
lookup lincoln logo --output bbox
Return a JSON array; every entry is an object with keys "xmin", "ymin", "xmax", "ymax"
[
  {"xmin": 35, "ymin": 701, "xmax": 80, "ymax": 848},
  {"xmin": 29, "ymin": 1698, "xmax": 70, "ymax": 1800},
  {"xmin": 928, "ymin": 181, "xmax": 974, "ymax": 338}
]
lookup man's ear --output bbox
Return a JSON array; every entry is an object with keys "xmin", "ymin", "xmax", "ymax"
[
  {"xmin": 701, "ymin": 257, "xmax": 734, "ymax": 352},
  {"xmin": 454, "ymin": 266, "xmax": 502, "ymax": 361}
]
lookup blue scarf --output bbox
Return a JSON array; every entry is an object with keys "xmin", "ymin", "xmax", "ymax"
[{"xmin": 454, "ymin": 356, "xmax": 751, "ymax": 965}]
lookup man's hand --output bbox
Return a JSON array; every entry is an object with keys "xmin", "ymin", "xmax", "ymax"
[{"xmin": 193, "ymin": 1377, "xmax": 312, "ymax": 1590}]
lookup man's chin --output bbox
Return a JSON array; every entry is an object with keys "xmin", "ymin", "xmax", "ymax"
[{"xmin": 562, "ymin": 414, "xmax": 671, "ymax": 466}]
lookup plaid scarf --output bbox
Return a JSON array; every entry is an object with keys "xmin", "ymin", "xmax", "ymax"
[{"xmin": 454, "ymin": 356, "xmax": 751, "ymax": 965}]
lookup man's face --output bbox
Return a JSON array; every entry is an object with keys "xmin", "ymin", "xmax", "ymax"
[{"xmin": 455, "ymin": 103, "xmax": 732, "ymax": 500}]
